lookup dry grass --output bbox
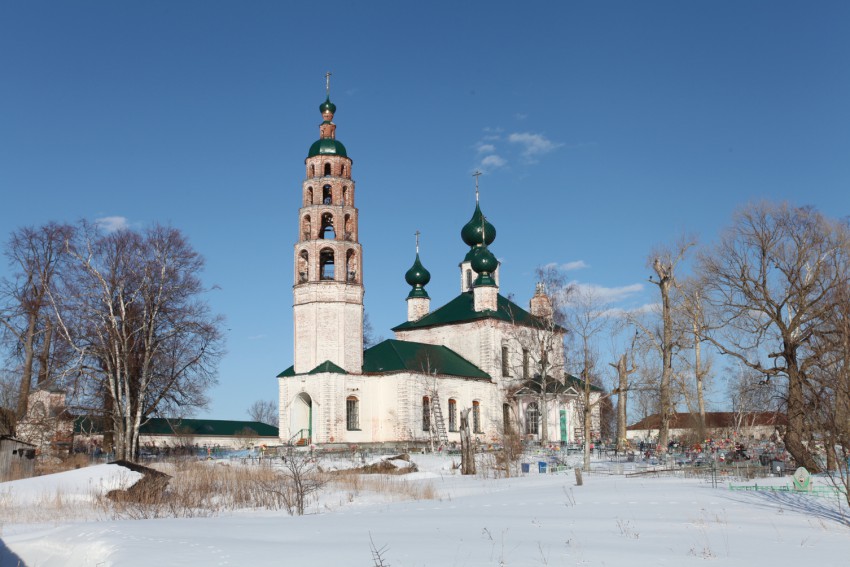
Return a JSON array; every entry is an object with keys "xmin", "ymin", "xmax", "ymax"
[
  {"xmin": 3, "ymin": 456, "xmax": 441, "ymax": 525},
  {"xmin": 331, "ymin": 469, "xmax": 439, "ymax": 503}
]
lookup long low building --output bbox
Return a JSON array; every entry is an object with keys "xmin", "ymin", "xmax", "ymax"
[
  {"xmin": 75, "ymin": 417, "xmax": 279, "ymax": 452},
  {"xmin": 627, "ymin": 412, "xmax": 786, "ymax": 442}
]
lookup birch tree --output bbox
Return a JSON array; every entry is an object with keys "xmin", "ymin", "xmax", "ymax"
[{"xmin": 54, "ymin": 222, "xmax": 223, "ymax": 459}]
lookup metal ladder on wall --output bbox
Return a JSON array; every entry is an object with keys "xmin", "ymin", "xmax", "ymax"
[{"xmin": 430, "ymin": 389, "xmax": 449, "ymax": 449}]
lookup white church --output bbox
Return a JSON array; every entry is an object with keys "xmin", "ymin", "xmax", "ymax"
[{"xmin": 277, "ymin": 85, "xmax": 600, "ymax": 448}]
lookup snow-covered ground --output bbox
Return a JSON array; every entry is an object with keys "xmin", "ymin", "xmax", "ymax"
[{"xmin": 1, "ymin": 455, "xmax": 848, "ymax": 566}]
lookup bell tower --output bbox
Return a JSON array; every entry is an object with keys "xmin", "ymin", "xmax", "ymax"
[{"xmin": 292, "ymin": 74, "xmax": 364, "ymax": 374}]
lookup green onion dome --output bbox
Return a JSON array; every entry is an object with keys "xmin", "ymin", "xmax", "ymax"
[
  {"xmin": 470, "ymin": 246, "xmax": 497, "ymax": 287},
  {"xmin": 319, "ymin": 96, "xmax": 336, "ymax": 115},
  {"xmin": 460, "ymin": 203, "xmax": 496, "ymax": 247},
  {"xmin": 470, "ymin": 245, "xmax": 497, "ymax": 275},
  {"xmin": 308, "ymin": 138, "xmax": 348, "ymax": 158},
  {"xmin": 405, "ymin": 253, "xmax": 431, "ymax": 298}
]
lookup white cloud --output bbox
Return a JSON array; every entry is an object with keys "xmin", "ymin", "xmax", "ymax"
[
  {"xmin": 514, "ymin": 113, "xmax": 528, "ymax": 121},
  {"xmin": 95, "ymin": 216, "xmax": 129, "ymax": 233},
  {"xmin": 476, "ymin": 143, "xmax": 496, "ymax": 154},
  {"xmin": 508, "ymin": 132, "xmax": 561, "ymax": 159},
  {"xmin": 479, "ymin": 154, "xmax": 506, "ymax": 170},
  {"xmin": 561, "ymin": 260, "xmax": 589, "ymax": 271},
  {"xmin": 566, "ymin": 281, "xmax": 645, "ymax": 306}
]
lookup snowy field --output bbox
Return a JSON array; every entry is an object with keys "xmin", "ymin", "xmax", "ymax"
[{"xmin": 1, "ymin": 455, "xmax": 849, "ymax": 566}]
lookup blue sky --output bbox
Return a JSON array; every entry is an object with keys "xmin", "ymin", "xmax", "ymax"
[{"xmin": 2, "ymin": 1, "xmax": 849, "ymax": 420}]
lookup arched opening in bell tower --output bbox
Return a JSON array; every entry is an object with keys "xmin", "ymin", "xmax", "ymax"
[
  {"xmin": 346, "ymin": 250, "xmax": 357, "ymax": 282},
  {"xmin": 297, "ymin": 250, "xmax": 309, "ymax": 283},
  {"xmin": 301, "ymin": 215, "xmax": 312, "ymax": 240},
  {"xmin": 305, "ymin": 187, "xmax": 313, "ymax": 206},
  {"xmin": 319, "ymin": 248, "xmax": 335, "ymax": 280},
  {"xmin": 344, "ymin": 214, "xmax": 353, "ymax": 241},
  {"xmin": 320, "ymin": 213, "xmax": 336, "ymax": 239},
  {"xmin": 342, "ymin": 186, "xmax": 349, "ymax": 205},
  {"xmin": 324, "ymin": 163, "xmax": 331, "ymax": 176},
  {"xmin": 322, "ymin": 185, "xmax": 332, "ymax": 204}
]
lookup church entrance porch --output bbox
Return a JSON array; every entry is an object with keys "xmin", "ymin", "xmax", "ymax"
[{"xmin": 290, "ymin": 393, "xmax": 313, "ymax": 445}]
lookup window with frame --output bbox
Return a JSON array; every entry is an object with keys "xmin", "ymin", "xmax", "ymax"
[
  {"xmin": 472, "ymin": 401, "xmax": 481, "ymax": 433},
  {"xmin": 503, "ymin": 403, "xmax": 512, "ymax": 434},
  {"xmin": 525, "ymin": 402, "xmax": 539, "ymax": 435},
  {"xmin": 501, "ymin": 345, "xmax": 510, "ymax": 377},
  {"xmin": 346, "ymin": 396, "xmax": 359, "ymax": 430},
  {"xmin": 422, "ymin": 396, "xmax": 431, "ymax": 432},
  {"xmin": 448, "ymin": 398, "xmax": 457, "ymax": 432}
]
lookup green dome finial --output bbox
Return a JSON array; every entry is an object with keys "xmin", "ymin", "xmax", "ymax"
[
  {"xmin": 406, "ymin": 231, "xmax": 431, "ymax": 298},
  {"xmin": 461, "ymin": 172, "xmax": 496, "ymax": 247},
  {"xmin": 320, "ymin": 71, "xmax": 337, "ymax": 115}
]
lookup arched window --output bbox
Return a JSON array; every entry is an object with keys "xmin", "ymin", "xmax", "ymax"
[
  {"xmin": 322, "ymin": 184, "xmax": 332, "ymax": 204},
  {"xmin": 525, "ymin": 402, "xmax": 540, "ymax": 436},
  {"xmin": 346, "ymin": 396, "xmax": 359, "ymax": 430},
  {"xmin": 310, "ymin": 164, "xmax": 315, "ymax": 177},
  {"xmin": 320, "ymin": 248, "xmax": 335, "ymax": 280},
  {"xmin": 324, "ymin": 162, "xmax": 331, "ymax": 176},
  {"xmin": 422, "ymin": 396, "xmax": 431, "ymax": 432},
  {"xmin": 297, "ymin": 250, "xmax": 309, "ymax": 283},
  {"xmin": 472, "ymin": 401, "xmax": 481, "ymax": 434},
  {"xmin": 320, "ymin": 213, "xmax": 335, "ymax": 239},
  {"xmin": 302, "ymin": 215, "xmax": 311, "ymax": 240},
  {"xmin": 305, "ymin": 187, "xmax": 313, "ymax": 206},
  {"xmin": 448, "ymin": 399, "xmax": 457, "ymax": 432},
  {"xmin": 503, "ymin": 403, "xmax": 512, "ymax": 434},
  {"xmin": 501, "ymin": 345, "xmax": 510, "ymax": 377},
  {"xmin": 346, "ymin": 250, "xmax": 357, "ymax": 282},
  {"xmin": 342, "ymin": 186, "xmax": 349, "ymax": 205},
  {"xmin": 341, "ymin": 164, "xmax": 346, "ymax": 177},
  {"xmin": 466, "ymin": 269, "xmax": 473, "ymax": 290}
]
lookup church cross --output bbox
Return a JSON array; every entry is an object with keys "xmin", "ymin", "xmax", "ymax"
[
  {"xmin": 415, "ymin": 230, "xmax": 421, "ymax": 254},
  {"xmin": 472, "ymin": 170, "xmax": 482, "ymax": 204},
  {"xmin": 325, "ymin": 71, "xmax": 332, "ymax": 96}
]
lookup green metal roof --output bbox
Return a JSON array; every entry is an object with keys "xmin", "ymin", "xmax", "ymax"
[
  {"xmin": 277, "ymin": 360, "xmax": 347, "ymax": 377},
  {"xmin": 277, "ymin": 365, "xmax": 295, "ymax": 377},
  {"xmin": 362, "ymin": 339, "xmax": 491, "ymax": 380},
  {"xmin": 308, "ymin": 138, "xmax": 348, "ymax": 158},
  {"xmin": 392, "ymin": 291, "xmax": 565, "ymax": 332},
  {"xmin": 140, "ymin": 418, "xmax": 279, "ymax": 437},
  {"xmin": 515, "ymin": 374, "xmax": 605, "ymax": 395},
  {"xmin": 308, "ymin": 360, "xmax": 347, "ymax": 374},
  {"xmin": 74, "ymin": 416, "xmax": 278, "ymax": 437}
]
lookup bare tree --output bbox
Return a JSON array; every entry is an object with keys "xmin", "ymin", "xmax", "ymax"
[
  {"xmin": 505, "ymin": 274, "xmax": 570, "ymax": 443},
  {"xmin": 674, "ymin": 278, "xmax": 713, "ymax": 439},
  {"xmin": 610, "ymin": 330, "xmax": 639, "ymax": 453},
  {"xmin": 52, "ymin": 222, "xmax": 224, "ymax": 460},
  {"xmin": 563, "ymin": 284, "xmax": 612, "ymax": 470},
  {"xmin": 633, "ymin": 237, "xmax": 694, "ymax": 454},
  {"xmin": 459, "ymin": 407, "xmax": 476, "ymax": 475},
  {"xmin": 697, "ymin": 202, "xmax": 850, "ymax": 471},
  {"xmin": 0, "ymin": 223, "xmax": 75, "ymax": 420},
  {"xmin": 248, "ymin": 399, "xmax": 279, "ymax": 426}
]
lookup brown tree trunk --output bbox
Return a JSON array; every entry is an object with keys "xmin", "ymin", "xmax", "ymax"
[
  {"xmin": 15, "ymin": 312, "xmax": 38, "ymax": 420},
  {"xmin": 460, "ymin": 408, "xmax": 475, "ymax": 475}
]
